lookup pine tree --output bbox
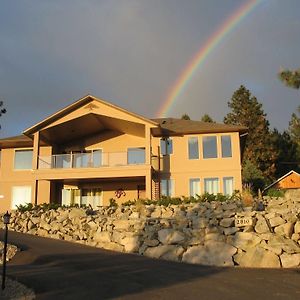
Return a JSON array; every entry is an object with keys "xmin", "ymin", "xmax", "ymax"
[
  {"xmin": 224, "ymin": 85, "xmax": 278, "ymax": 186},
  {"xmin": 201, "ymin": 114, "xmax": 215, "ymax": 123},
  {"xmin": 0, "ymin": 101, "xmax": 6, "ymax": 129},
  {"xmin": 181, "ymin": 114, "xmax": 190, "ymax": 120},
  {"xmin": 279, "ymin": 68, "xmax": 300, "ymax": 89}
]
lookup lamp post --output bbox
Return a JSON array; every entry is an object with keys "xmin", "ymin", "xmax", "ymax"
[{"xmin": 2, "ymin": 211, "xmax": 11, "ymax": 290}]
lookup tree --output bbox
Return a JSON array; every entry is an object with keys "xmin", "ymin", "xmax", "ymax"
[
  {"xmin": 201, "ymin": 114, "xmax": 215, "ymax": 123},
  {"xmin": 224, "ymin": 85, "xmax": 278, "ymax": 186},
  {"xmin": 278, "ymin": 68, "xmax": 300, "ymax": 89},
  {"xmin": 271, "ymin": 129, "xmax": 300, "ymax": 178},
  {"xmin": 0, "ymin": 101, "xmax": 6, "ymax": 129},
  {"xmin": 288, "ymin": 107, "xmax": 300, "ymax": 155},
  {"xmin": 181, "ymin": 114, "xmax": 190, "ymax": 120}
]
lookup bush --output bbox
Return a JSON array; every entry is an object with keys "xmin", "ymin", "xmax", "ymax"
[{"xmin": 266, "ymin": 188, "xmax": 285, "ymax": 198}]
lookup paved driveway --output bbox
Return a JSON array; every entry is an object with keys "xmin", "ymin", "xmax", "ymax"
[{"xmin": 2, "ymin": 230, "xmax": 300, "ymax": 300}]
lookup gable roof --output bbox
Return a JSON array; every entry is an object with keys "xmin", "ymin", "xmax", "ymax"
[
  {"xmin": 263, "ymin": 170, "xmax": 300, "ymax": 192},
  {"xmin": 151, "ymin": 118, "xmax": 248, "ymax": 136},
  {"xmin": 23, "ymin": 94, "xmax": 158, "ymax": 137},
  {"xmin": 0, "ymin": 135, "xmax": 33, "ymax": 148}
]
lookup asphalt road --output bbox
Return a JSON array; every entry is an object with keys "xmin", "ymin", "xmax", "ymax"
[{"xmin": 2, "ymin": 230, "xmax": 300, "ymax": 300}]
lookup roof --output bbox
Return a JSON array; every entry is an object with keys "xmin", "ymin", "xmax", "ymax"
[
  {"xmin": 0, "ymin": 135, "xmax": 33, "ymax": 148},
  {"xmin": 263, "ymin": 170, "xmax": 300, "ymax": 192},
  {"xmin": 24, "ymin": 94, "xmax": 158, "ymax": 137},
  {"xmin": 151, "ymin": 118, "xmax": 248, "ymax": 136}
]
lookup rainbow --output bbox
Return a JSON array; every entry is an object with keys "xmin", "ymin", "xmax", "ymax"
[{"xmin": 157, "ymin": 0, "xmax": 261, "ymax": 117}]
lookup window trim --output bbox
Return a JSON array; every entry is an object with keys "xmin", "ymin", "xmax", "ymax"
[
  {"xmin": 204, "ymin": 177, "xmax": 220, "ymax": 195},
  {"xmin": 189, "ymin": 178, "xmax": 200, "ymax": 197},
  {"xmin": 160, "ymin": 178, "xmax": 174, "ymax": 197},
  {"xmin": 223, "ymin": 176, "xmax": 234, "ymax": 196},
  {"xmin": 127, "ymin": 147, "xmax": 146, "ymax": 165},
  {"xmin": 221, "ymin": 135, "xmax": 233, "ymax": 158},
  {"xmin": 160, "ymin": 137, "xmax": 173, "ymax": 156}
]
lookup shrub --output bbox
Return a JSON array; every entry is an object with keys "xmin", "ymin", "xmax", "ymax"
[{"xmin": 266, "ymin": 188, "xmax": 285, "ymax": 198}]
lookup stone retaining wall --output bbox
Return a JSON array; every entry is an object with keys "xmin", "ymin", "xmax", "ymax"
[{"xmin": 3, "ymin": 194, "xmax": 300, "ymax": 268}]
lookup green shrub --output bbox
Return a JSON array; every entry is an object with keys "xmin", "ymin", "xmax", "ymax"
[
  {"xmin": 16, "ymin": 203, "xmax": 34, "ymax": 212},
  {"xmin": 266, "ymin": 188, "xmax": 285, "ymax": 198},
  {"xmin": 109, "ymin": 198, "xmax": 118, "ymax": 208}
]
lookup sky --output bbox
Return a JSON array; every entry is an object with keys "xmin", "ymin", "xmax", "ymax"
[{"xmin": 0, "ymin": 0, "xmax": 299, "ymax": 138}]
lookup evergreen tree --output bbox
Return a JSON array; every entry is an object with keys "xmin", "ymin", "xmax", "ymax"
[
  {"xmin": 271, "ymin": 129, "xmax": 299, "ymax": 178},
  {"xmin": 0, "ymin": 101, "xmax": 6, "ymax": 129},
  {"xmin": 224, "ymin": 85, "xmax": 278, "ymax": 186},
  {"xmin": 279, "ymin": 68, "xmax": 300, "ymax": 89},
  {"xmin": 288, "ymin": 107, "xmax": 300, "ymax": 155},
  {"xmin": 181, "ymin": 114, "xmax": 190, "ymax": 120},
  {"xmin": 201, "ymin": 114, "xmax": 215, "ymax": 123}
]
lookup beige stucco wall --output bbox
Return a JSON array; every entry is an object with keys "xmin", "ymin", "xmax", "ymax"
[{"xmin": 152, "ymin": 132, "xmax": 242, "ymax": 197}]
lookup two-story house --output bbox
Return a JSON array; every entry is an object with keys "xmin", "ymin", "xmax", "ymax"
[{"xmin": 0, "ymin": 95, "xmax": 247, "ymax": 212}]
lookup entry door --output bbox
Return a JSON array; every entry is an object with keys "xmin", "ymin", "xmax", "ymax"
[{"xmin": 11, "ymin": 186, "xmax": 32, "ymax": 209}]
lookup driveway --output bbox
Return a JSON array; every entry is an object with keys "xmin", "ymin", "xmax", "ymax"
[{"xmin": 2, "ymin": 230, "xmax": 300, "ymax": 300}]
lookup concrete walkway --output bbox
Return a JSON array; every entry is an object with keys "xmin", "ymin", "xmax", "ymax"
[{"xmin": 2, "ymin": 230, "xmax": 300, "ymax": 300}]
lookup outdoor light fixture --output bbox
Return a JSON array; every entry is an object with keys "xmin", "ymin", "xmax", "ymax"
[{"xmin": 2, "ymin": 211, "xmax": 11, "ymax": 290}]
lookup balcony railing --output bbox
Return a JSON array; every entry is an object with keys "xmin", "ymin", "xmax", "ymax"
[{"xmin": 38, "ymin": 150, "xmax": 146, "ymax": 169}]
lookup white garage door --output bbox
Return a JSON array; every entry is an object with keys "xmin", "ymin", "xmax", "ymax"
[{"xmin": 11, "ymin": 186, "xmax": 32, "ymax": 209}]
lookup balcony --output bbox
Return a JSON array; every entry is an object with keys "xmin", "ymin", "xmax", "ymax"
[{"xmin": 38, "ymin": 149, "xmax": 146, "ymax": 169}]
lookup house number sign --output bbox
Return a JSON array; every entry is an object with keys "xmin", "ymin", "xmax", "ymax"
[{"xmin": 235, "ymin": 217, "xmax": 253, "ymax": 227}]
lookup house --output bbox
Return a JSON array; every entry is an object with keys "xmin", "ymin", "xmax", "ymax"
[
  {"xmin": 263, "ymin": 170, "xmax": 300, "ymax": 192},
  {"xmin": 0, "ymin": 95, "xmax": 247, "ymax": 212}
]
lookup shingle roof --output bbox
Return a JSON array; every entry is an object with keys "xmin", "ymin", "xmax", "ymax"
[
  {"xmin": 151, "ymin": 118, "xmax": 248, "ymax": 136},
  {"xmin": 0, "ymin": 135, "xmax": 33, "ymax": 148}
]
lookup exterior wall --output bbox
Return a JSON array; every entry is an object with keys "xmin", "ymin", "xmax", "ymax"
[
  {"xmin": 152, "ymin": 132, "xmax": 242, "ymax": 197},
  {"xmin": 275, "ymin": 173, "xmax": 300, "ymax": 189}
]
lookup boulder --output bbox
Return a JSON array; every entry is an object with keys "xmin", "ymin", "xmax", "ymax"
[
  {"xmin": 144, "ymin": 245, "xmax": 182, "ymax": 260},
  {"xmin": 294, "ymin": 221, "xmax": 300, "ymax": 234},
  {"xmin": 254, "ymin": 218, "xmax": 271, "ymax": 234},
  {"xmin": 219, "ymin": 218, "xmax": 234, "ymax": 228},
  {"xmin": 121, "ymin": 235, "xmax": 140, "ymax": 253},
  {"xmin": 182, "ymin": 241, "xmax": 237, "ymax": 267},
  {"xmin": 113, "ymin": 219, "xmax": 131, "ymax": 231},
  {"xmin": 238, "ymin": 247, "xmax": 280, "ymax": 268},
  {"xmin": 158, "ymin": 229, "xmax": 185, "ymax": 245},
  {"xmin": 69, "ymin": 208, "xmax": 86, "ymax": 219},
  {"xmin": 269, "ymin": 216, "xmax": 286, "ymax": 227},
  {"xmin": 144, "ymin": 239, "xmax": 160, "ymax": 247},
  {"xmin": 280, "ymin": 253, "xmax": 300, "ymax": 268},
  {"xmin": 228, "ymin": 232, "xmax": 261, "ymax": 251},
  {"xmin": 274, "ymin": 222, "xmax": 294, "ymax": 238},
  {"xmin": 268, "ymin": 236, "xmax": 300, "ymax": 254},
  {"xmin": 93, "ymin": 232, "xmax": 111, "ymax": 243},
  {"xmin": 192, "ymin": 217, "xmax": 209, "ymax": 229},
  {"xmin": 223, "ymin": 227, "xmax": 239, "ymax": 236}
]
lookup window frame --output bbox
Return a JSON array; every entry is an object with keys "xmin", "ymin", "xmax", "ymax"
[
  {"xmin": 160, "ymin": 137, "xmax": 173, "ymax": 156},
  {"xmin": 160, "ymin": 178, "xmax": 174, "ymax": 197},
  {"xmin": 202, "ymin": 136, "xmax": 218, "ymax": 159},
  {"xmin": 127, "ymin": 147, "xmax": 146, "ymax": 165},
  {"xmin": 221, "ymin": 135, "xmax": 232, "ymax": 158},
  {"xmin": 14, "ymin": 148, "xmax": 33, "ymax": 170},
  {"xmin": 189, "ymin": 178, "xmax": 200, "ymax": 198},
  {"xmin": 188, "ymin": 136, "xmax": 199, "ymax": 160},
  {"xmin": 223, "ymin": 177, "xmax": 234, "ymax": 196},
  {"xmin": 204, "ymin": 177, "xmax": 220, "ymax": 195}
]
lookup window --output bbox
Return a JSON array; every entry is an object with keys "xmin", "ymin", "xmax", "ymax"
[
  {"xmin": 160, "ymin": 138, "xmax": 173, "ymax": 155},
  {"xmin": 188, "ymin": 137, "xmax": 199, "ymax": 159},
  {"xmin": 73, "ymin": 150, "xmax": 102, "ymax": 168},
  {"xmin": 14, "ymin": 149, "xmax": 33, "ymax": 170},
  {"xmin": 221, "ymin": 135, "xmax": 232, "ymax": 158},
  {"xmin": 11, "ymin": 186, "xmax": 31, "ymax": 209},
  {"xmin": 204, "ymin": 178, "xmax": 219, "ymax": 195},
  {"xmin": 161, "ymin": 179, "xmax": 174, "ymax": 196},
  {"xmin": 203, "ymin": 136, "xmax": 217, "ymax": 159},
  {"xmin": 127, "ymin": 148, "xmax": 145, "ymax": 164},
  {"xmin": 189, "ymin": 178, "xmax": 200, "ymax": 197},
  {"xmin": 223, "ymin": 177, "xmax": 234, "ymax": 195}
]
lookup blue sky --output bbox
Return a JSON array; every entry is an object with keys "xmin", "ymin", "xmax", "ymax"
[{"xmin": 0, "ymin": 0, "xmax": 299, "ymax": 137}]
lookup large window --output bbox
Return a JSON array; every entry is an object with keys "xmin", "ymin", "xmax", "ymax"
[
  {"xmin": 161, "ymin": 179, "xmax": 174, "ymax": 197},
  {"xmin": 127, "ymin": 148, "xmax": 145, "ymax": 164},
  {"xmin": 203, "ymin": 136, "xmax": 217, "ymax": 159},
  {"xmin": 223, "ymin": 177, "xmax": 234, "ymax": 195},
  {"xmin": 189, "ymin": 178, "xmax": 200, "ymax": 197},
  {"xmin": 188, "ymin": 137, "xmax": 199, "ymax": 159},
  {"xmin": 160, "ymin": 138, "xmax": 173, "ymax": 155},
  {"xmin": 221, "ymin": 136, "xmax": 232, "ymax": 158},
  {"xmin": 204, "ymin": 178, "xmax": 219, "ymax": 195},
  {"xmin": 14, "ymin": 149, "xmax": 33, "ymax": 170},
  {"xmin": 11, "ymin": 186, "xmax": 32, "ymax": 209}
]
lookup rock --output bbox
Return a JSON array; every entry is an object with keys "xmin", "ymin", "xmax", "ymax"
[
  {"xmin": 161, "ymin": 246, "xmax": 184, "ymax": 262},
  {"xmin": 291, "ymin": 233, "xmax": 300, "ymax": 242},
  {"xmin": 219, "ymin": 218, "xmax": 234, "ymax": 228},
  {"xmin": 158, "ymin": 229, "xmax": 185, "ymax": 245},
  {"xmin": 280, "ymin": 253, "xmax": 300, "ymax": 268},
  {"xmin": 260, "ymin": 240, "xmax": 282, "ymax": 255},
  {"xmin": 294, "ymin": 221, "xmax": 300, "ymax": 234},
  {"xmin": 93, "ymin": 232, "xmax": 111, "ymax": 243},
  {"xmin": 269, "ymin": 216, "xmax": 286, "ymax": 227},
  {"xmin": 238, "ymin": 247, "xmax": 280, "ymax": 268},
  {"xmin": 98, "ymin": 242, "xmax": 124, "ymax": 252},
  {"xmin": 121, "ymin": 235, "xmax": 140, "ymax": 252},
  {"xmin": 205, "ymin": 233, "xmax": 225, "ymax": 242},
  {"xmin": 223, "ymin": 227, "xmax": 239, "ymax": 236},
  {"xmin": 274, "ymin": 222, "xmax": 294, "ymax": 238},
  {"xmin": 182, "ymin": 241, "xmax": 237, "ymax": 267},
  {"xmin": 144, "ymin": 245, "xmax": 182, "ymax": 260},
  {"xmin": 69, "ymin": 208, "xmax": 86, "ymax": 219},
  {"xmin": 268, "ymin": 236, "xmax": 300, "ymax": 254},
  {"xmin": 113, "ymin": 219, "xmax": 131, "ymax": 231},
  {"xmin": 144, "ymin": 239, "xmax": 160, "ymax": 247},
  {"xmin": 192, "ymin": 217, "xmax": 209, "ymax": 229},
  {"xmin": 228, "ymin": 232, "xmax": 261, "ymax": 251},
  {"xmin": 254, "ymin": 217, "xmax": 271, "ymax": 234}
]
